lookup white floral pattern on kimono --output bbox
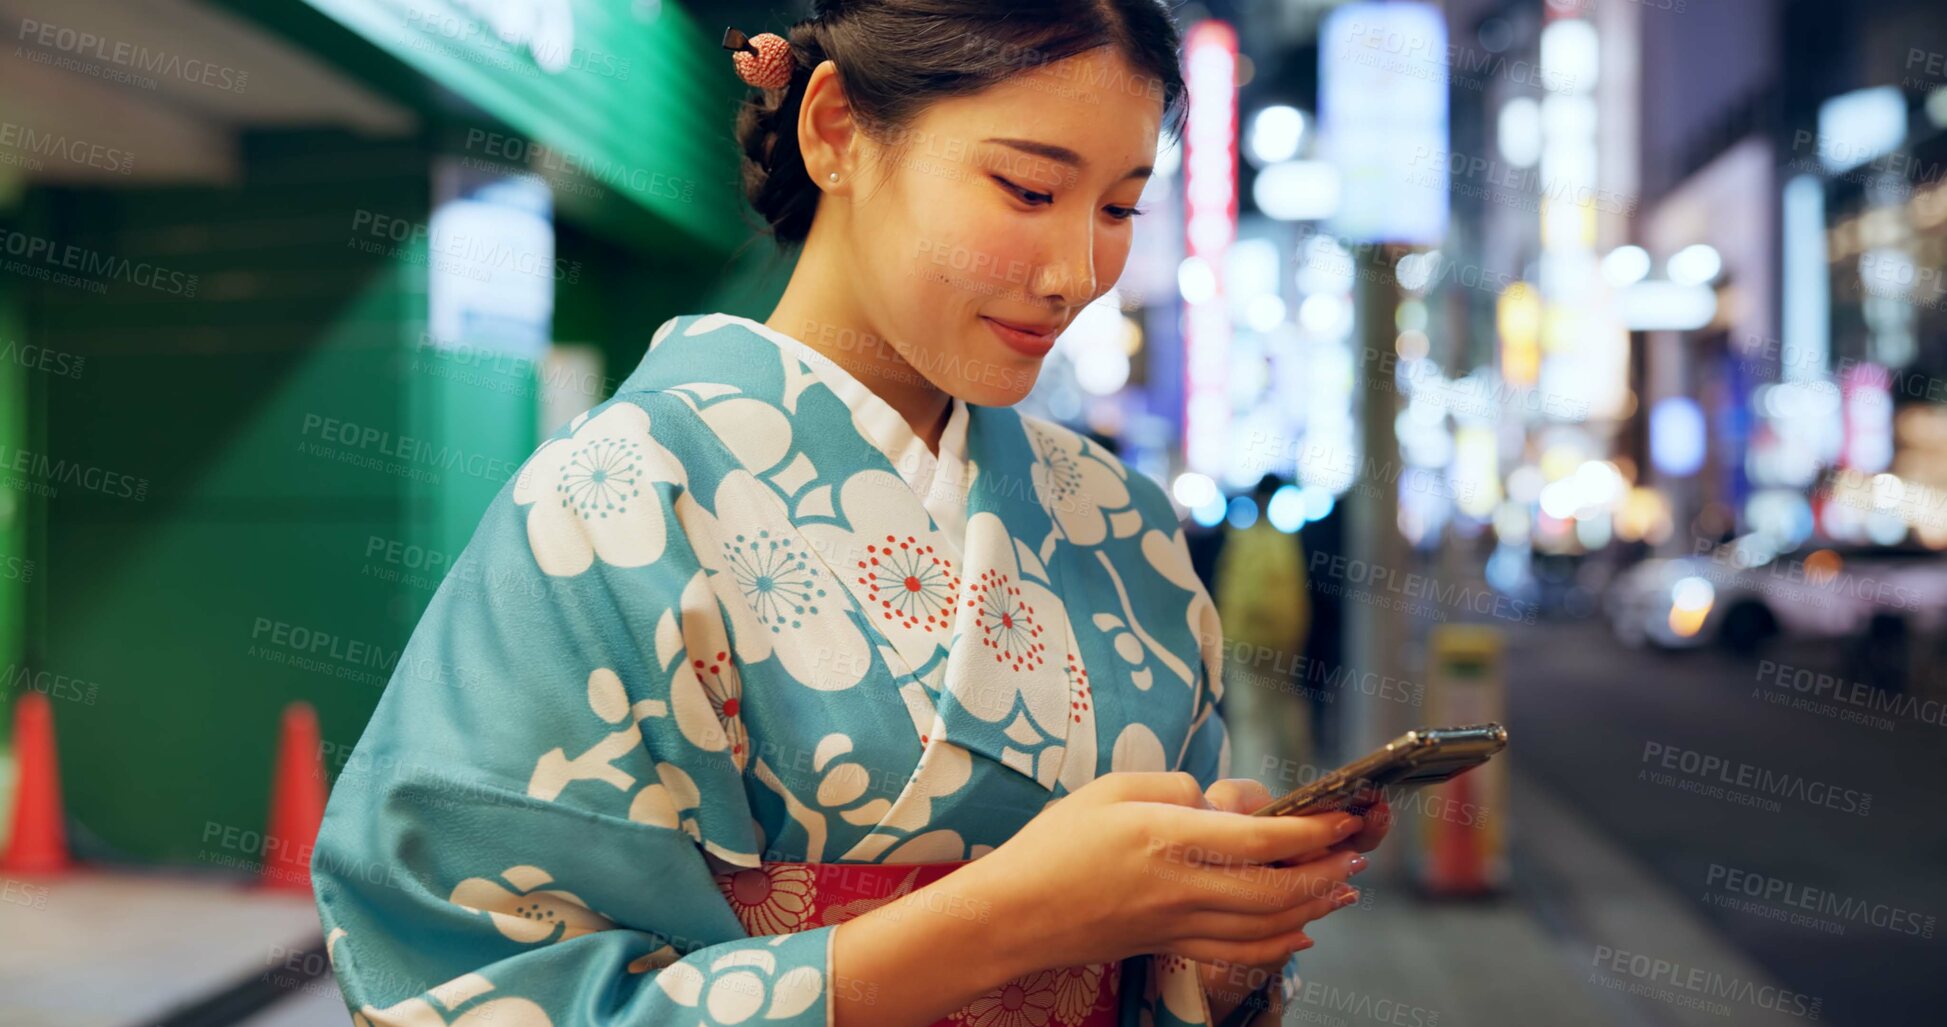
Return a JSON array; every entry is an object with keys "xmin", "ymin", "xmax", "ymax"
[{"xmin": 313, "ymin": 313, "xmax": 1252, "ymax": 1027}]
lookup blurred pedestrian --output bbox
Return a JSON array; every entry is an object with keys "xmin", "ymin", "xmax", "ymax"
[{"xmin": 1215, "ymin": 473, "xmax": 1316, "ymax": 785}]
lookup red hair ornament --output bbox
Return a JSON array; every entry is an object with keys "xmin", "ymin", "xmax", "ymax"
[{"xmin": 722, "ymin": 28, "xmax": 794, "ymax": 90}]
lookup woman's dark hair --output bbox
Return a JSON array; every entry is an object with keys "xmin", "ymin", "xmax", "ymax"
[{"xmin": 734, "ymin": 0, "xmax": 1188, "ymax": 248}]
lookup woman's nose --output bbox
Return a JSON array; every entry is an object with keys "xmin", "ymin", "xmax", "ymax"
[{"xmin": 1030, "ymin": 217, "xmax": 1097, "ymax": 308}]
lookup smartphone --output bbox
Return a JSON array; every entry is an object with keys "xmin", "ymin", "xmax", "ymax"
[{"xmin": 1250, "ymin": 723, "xmax": 1509, "ymax": 818}]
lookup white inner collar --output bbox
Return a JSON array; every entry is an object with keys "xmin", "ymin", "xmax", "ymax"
[{"xmin": 713, "ymin": 314, "xmax": 972, "ymax": 548}]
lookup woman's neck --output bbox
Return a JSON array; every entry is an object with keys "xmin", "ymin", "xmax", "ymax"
[{"xmin": 764, "ymin": 249, "xmax": 952, "ymax": 456}]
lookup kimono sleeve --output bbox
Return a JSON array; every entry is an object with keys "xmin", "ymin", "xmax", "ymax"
[{"xmin": 311, "ymin": 396, "xmax": 837, "ymax": 1027}]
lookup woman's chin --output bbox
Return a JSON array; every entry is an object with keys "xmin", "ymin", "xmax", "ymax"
[{"xmin": 948, "ymin": 363, "xmax": 1043, "ymax": 407}]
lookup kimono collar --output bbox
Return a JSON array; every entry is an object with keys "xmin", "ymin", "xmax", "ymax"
[{"xmin": 707, "ymin": 313, "xmax": 973, "ymax": 549}]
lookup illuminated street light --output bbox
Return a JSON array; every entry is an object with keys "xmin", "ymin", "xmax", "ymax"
[
  {"xmin": 1600, "ymin": 245, "xmax": 1651, "ymax": 287},
  {"xmin": 1667, "ymin": 244, "xmax": 1723, "ymax": 286}
]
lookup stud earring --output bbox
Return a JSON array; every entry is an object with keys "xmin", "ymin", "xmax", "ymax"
[{"xmin": 827, "ymin": 172, "xmax": 839, "ymax": 184}]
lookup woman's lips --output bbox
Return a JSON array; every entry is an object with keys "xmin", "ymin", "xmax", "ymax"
[{"xmin": 982, "ymin": 316, "xmax": 1059, "ymax": 358}]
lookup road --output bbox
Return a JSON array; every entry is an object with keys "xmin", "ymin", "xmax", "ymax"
[{"xmin": 1504, "ymin": 616, "xmax": 1947, "ymax": 1026}]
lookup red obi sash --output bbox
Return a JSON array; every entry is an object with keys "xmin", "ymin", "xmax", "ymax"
[{"xmin": 713, "ymin": 859, "xmax": 1122, "ymax": 1026}]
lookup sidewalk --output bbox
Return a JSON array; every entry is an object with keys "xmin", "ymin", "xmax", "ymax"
[
  {"xmin": 0, "ymin": 871, "xmax": 324, "ymax": 1027},
  {"xmin": 1280, "ymin": 767, "xmax": 1615, "ymax": 1026},
  {"xmin": 1281, "ymin": 767, "xmax": 1813, "ymax": 1027}
]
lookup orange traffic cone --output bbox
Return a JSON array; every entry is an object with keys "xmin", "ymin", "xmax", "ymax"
[
  {"xmin": 261, "ymin": 702, "xmax": 327, "ymax": 894},
  {"xmin": 1427, "ymin": 772, "xmax": 1484, "ymax": 894},
  {"xmin": 2, "ymin": 691, "xmax": 71, "ymax": 874}
]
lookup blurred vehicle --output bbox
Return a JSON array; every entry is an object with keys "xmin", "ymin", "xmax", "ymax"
[{"xmin": 1605, "ymin": 537, "xmax": 1947, "ymax": 655}]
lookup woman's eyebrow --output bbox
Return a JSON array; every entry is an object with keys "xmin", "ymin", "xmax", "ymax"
[{"xmin": 982, "ymin": 137, "xmax": 1153, "ymax": 181}]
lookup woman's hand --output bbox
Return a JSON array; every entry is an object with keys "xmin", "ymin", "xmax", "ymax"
[
  {"xmin": 1190, "ymin": 779, "xmax": 1386, "ymax": 1023},
  {"xmin": 1336, "ymin": 783, "xmax": 1395, "ymax": 855},
  {"xmin": 951, "ymin": 771, "xmax": 1371, "ymax": 979}
]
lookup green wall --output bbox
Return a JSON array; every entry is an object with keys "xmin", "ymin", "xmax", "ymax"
[
  {"xmin": 12, "ymin": 125, "xmax": 789, "ymax": 867},
  {"xmin": 2, "ymin": 0, "xmax": 803, "ymax": 861},
  {"xmin": 292, "ymin": 0, "xmax": 744, "ymax": 258},
  {"xmin": 0, "ymin": 273, "xmax": 37, "ymax": 744},
  {"xmin": 20, "ymin": 129, "xmax": 540, "ymax": 866}
]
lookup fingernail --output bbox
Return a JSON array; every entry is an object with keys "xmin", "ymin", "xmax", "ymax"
[
  {"xmin": 1333, "ymin": 888, "xmax": 1360, "ymax": 908},
  {"xmin": 1293, "ymin": 935, "xmax": 1315, "ymax": 951},
  {"xmin": 1335, "ymin": 813, "xmax": 1362, "ymax": 835},
  {"xmin": 1348, "ymin": 854, "xmax": 1369, "ymax": 875}
]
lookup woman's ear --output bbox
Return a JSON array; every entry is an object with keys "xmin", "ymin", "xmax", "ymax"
[{"xmin": 798, "ymin": 59, "xmax": 860, "ymax": 190}]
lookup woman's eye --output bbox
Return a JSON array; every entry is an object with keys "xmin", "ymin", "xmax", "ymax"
[
  {"xmin": 996, "ymin": 175, "xmax": 1145, "ymax": 221},
  {"xmin": 994, "ymin": 176, "xmax": 1053, "ymax": 206}
]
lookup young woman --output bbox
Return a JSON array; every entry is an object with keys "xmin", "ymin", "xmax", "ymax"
[{"xmin": 312, "ymin": 3, "xmax": 1390, "ymax": 1026}]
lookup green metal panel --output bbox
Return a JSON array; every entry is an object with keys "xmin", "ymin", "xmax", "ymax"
[
  {"xmin": 295, "ymin": 0, "xmax": 747, "ymax": 258},
  {"xmin": 0, "ymin": 276, "xmax": 32, "ymax": 737},
  {"xmin": 22, "ymin": 130, "xmax": 548, "ymax": 866}
]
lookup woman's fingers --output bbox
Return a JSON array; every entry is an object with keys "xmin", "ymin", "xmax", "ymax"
[
  {"xmin": 1343, "ymin": 797, "xmax": 1393, "ymax": 853},
  {"xmin": 1173, "ymin": 884, "xmax": 1358, "ymax": 941},
  {"xmin": 1160, "ymin": 849, "xmax": 1366, "ymax": 914},
  {"xmin": 1089, "ymin": 770, "xmax": 1213, "ymax": 808},
  {"xmin": 1144, "ymin": 803, "xmax": 1363, "ymax": 866},
  {"xmin": 1203, "ymin": 777, "xmax": 1274, "ymax": 815}
]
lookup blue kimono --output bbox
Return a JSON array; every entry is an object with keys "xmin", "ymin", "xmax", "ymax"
[{"xmin": 312, "ymin": 312, "xmax": 1261, "ymax": 1026}]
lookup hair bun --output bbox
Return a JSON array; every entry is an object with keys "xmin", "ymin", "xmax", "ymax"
[{"xmin": 732, "ymin": 21, "xmax": 821, "ymax": 246}]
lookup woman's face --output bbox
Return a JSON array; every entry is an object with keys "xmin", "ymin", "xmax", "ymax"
[{"xmin": 844, "ymin": 47, "xmax": 1164, "ymax": 406}]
